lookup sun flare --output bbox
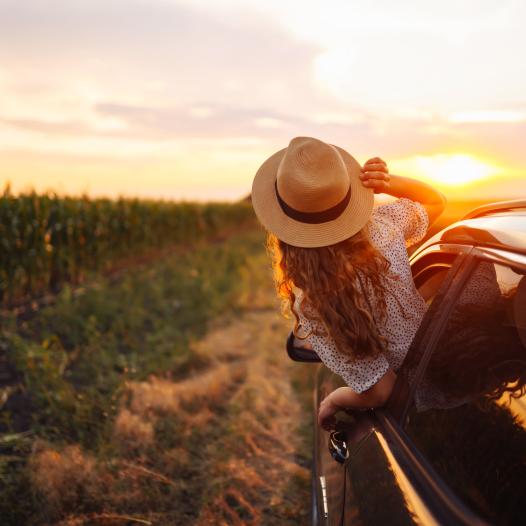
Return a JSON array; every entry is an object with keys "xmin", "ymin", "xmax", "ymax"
[{"xmin": 392, "ymin": 154, "xmax": 498, "ymax": 188}]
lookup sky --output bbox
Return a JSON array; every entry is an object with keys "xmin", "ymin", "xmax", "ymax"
[{"xmin": 1, "ymin": 0, "xmax": 525, "ymax": 201}]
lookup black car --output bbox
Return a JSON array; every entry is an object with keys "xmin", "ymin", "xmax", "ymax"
[{"xmin": 287, "ymin": 200, "xmax": 526, "ymax": 526}]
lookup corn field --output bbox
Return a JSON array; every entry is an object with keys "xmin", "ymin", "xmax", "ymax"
[{"xmin": 0, "ymin": 185, "xmax": 254, "ymax": 306}]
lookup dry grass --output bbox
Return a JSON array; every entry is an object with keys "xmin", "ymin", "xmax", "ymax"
[
  {"xmin": 191, "ymin": 310, "xmax": 312, "ymax": 525},
  {"xmin": 29, "ymin": 441, "xmax": 107, "ymax": 520},
  {"xmin": 125, "ymin": 362, "xmax": 244, "ymax": 418},
  {"xmin": 113, "ymin": 410, "xmax": 154, "ymax": 452},
  {"xmin": 25, "ymin": 252, "xmax": 312, "ymax": 525},
  {"xmin": 54, "ymin": 513, "xmax": 154, "ymax": 526}
]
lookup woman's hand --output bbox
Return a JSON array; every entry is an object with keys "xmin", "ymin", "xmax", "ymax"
[
  {"xmin": 317, "ymin": 375, "xmax": 397, "ymax": 431},
  {"xmin": 318, "ymin": 394, "xmax": 340, "ymax": 431},
  {"xmin": 360, "ymin": 157, "xmax": 390, "ymax": 194}
]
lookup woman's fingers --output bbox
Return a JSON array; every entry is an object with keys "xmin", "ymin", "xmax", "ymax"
[
  {"xmin": 362, "ymin": 157, "xmax": 389, "ymax": 189},
  {"xmin": 360, "ymin": 173, "xmax": 390, "ymax": 193},
  {"xmin": 360, "ymin": 171, "xmax": 390, "ymax": 181},
  {"xmin": 321, "ymin": 417, "xmax": 336, "ymax": 432},
  {"xmin": 318, "ymin": 410, "xmax": 336, "ymax": 430},
  {"xmin": 362, "ymin": 157, "xmax": 387, "ymax": 168},
  {"xmin": 365, "ymin": 156, "xmax": 385, "ymax": 164},
  {"xmin": 362, "ymin": 180, "xmax": 390, "ymax": 192},
  {"xmin": 318, "ymin": 396, "xmax": 341, "ymax": 430},
  {"xmin": 362, "ymin": 163, "xmax": 387, "ymax": 173},
  {"xmin": 360, "ymin": 170, "xmax": 390, "ymax": 194}
]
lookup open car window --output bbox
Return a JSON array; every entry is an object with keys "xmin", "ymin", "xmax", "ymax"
[
  {"xmin": 416, "ymin": 265, "xmax": 452, "ymax": 304},
  {"xmin": 412, "ymin": 251, "xmax": 460, "ymax": 305},
  {"xmin": 385, "ymin": 250, "xmax": 465, "ymax": 419}
]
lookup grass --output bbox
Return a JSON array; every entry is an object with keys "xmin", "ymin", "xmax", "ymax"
[{"xmin": 0, "ymin": 226, "xmax": 315, "ymax": 525}]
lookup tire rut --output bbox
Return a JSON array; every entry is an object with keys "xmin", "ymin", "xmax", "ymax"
[{"xmin": 27, "ymin": 296, "xmax": 313, "ymax": 525}]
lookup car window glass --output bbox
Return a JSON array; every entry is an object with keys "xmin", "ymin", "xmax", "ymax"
[
  {"xmin": 411, "ymin": 252, "xmax": 458, "ymax": 305},
  {"xmin": 387, "ymin": 254, "xmax": 459, "ymax": 419},
  {"xmin": 416, "ymin": 266, "xmax": 450, "ymax": 304},
  {"xmin": 405, "ymin": 259, "xmax": 526, "ymax": 525}
]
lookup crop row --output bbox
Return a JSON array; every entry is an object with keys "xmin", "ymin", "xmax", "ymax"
[{"xmin": 0, "ymin": 185, "xmax": 254, "ymax": 305}]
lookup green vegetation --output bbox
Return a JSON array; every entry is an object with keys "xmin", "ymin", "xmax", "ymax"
[
  {"xmin": 0, "ymin": 185, "xmax": 315, "ymax": 525},
  {"xmin": 0, "ymin": 228, "xmax": 281, "ymax": 524},
  {"xmin": 0, "ymin": 185, "xmax": 254, "ymax": 305},
  {"xmin": 1, "ymin": 223, "xmax": 313, "ymax": 525}
]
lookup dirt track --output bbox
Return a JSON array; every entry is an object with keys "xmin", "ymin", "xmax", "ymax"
[
  {"xmin": 29, "ymin": 260, "xmax": 314, "ymax": 525},
  {"xmin": 122, "ymin": 307, "xmax": 313, "ymax": 525},
  {"xmin": 189, "ymin": 307, "xmax": 313, "ymax": 525}
]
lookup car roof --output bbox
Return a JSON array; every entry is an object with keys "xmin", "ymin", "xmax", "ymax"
[
  {"xmin": 462, "ymin": 199, "xmax": 526, "ymax": 220},
  {"xmin": 416, "ymin": 200, "xmax": 526, "ymax": 256}
]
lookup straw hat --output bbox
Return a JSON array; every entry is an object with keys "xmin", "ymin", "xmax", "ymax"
[{"xmin": 251, "ymin": 136, "xmax": 374, "ymax": 248}]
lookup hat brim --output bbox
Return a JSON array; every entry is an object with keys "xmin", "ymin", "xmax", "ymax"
[{"xmin": 251, "ymin": 144, "xmax": 374, "ymax": 248}]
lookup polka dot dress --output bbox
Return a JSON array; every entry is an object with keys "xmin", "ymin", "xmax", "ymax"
[{"xmin": 294, "ymin": 198, "xmax": 429, "ymax": 393}]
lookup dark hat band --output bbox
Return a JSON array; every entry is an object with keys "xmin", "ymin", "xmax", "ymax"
[{"xmin": 274, "ymin": 181, "xmax": 352, "ymax": 224}]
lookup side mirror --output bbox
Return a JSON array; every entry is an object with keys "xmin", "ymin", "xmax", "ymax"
[{"xmin": 286, "ymin": 332, "xmax": 321, "ymax": 363}]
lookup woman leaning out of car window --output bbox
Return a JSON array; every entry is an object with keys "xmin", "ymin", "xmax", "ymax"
[{"xmin": 250, "ymin": 136, "xmax": 446, "ymax": 430}]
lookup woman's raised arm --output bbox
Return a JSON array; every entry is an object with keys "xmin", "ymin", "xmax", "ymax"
[{"xmin": 361, "ymin": 157, "xmax": 447, "ymax": 226}]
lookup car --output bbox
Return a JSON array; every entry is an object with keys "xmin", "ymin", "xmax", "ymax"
[{"xmin": 287, "ymin": 199, "xmax": 526, "ymax": 526}]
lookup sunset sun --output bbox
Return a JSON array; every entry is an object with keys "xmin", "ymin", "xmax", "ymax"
[
  {"xmin": 393, "ymin": 154, "xmax": 499, "ymax": 189},
  {"xmin": 416, "ymin": 154, "xmax": 497, "ymax": 186}
]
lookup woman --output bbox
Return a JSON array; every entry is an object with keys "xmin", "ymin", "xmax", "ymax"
[{"xmin": 251, "ymin": 136, "xmax": 446, "ymax": 430}]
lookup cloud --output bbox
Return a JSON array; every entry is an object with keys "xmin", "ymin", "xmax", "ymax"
[
  {"xmin": 93, "ymin": 101, "xmax": 374, "ymax": 140},
  {"xmin": 0, "ymin": 117, "xmax": 95, "ymax": 136},
  {"xmin": 0, "ymin": 0, "xmax": 323, "ymax": 112},
  {"xmin": 448, "ymin": 111, "xmax": 526, "ymax": 124},
  {"xmin": 3, "ymin": 98, "xmax": 526, "ymax": 172}
]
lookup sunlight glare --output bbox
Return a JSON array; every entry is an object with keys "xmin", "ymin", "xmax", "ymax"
[{"xmin": 399, "ymin": 154, "xmax": 498, "ymax": 186}]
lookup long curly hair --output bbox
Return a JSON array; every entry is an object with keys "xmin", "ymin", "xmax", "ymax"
[
  {"xmin": 267, "ymin": 227, "xmax": 397, "ymax": 362},
  {"xmin": 426, "ymin": 290, "xmax": 526, "ymax": 404}
]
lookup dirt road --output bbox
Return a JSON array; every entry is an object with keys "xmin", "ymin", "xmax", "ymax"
[{"xmin": 29, "ymin": 254, "xmax": 314, "ymax": 525}]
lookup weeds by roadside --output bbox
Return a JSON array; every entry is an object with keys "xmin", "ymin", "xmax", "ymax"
[{"xmin": 0, "ymin": 227, "xmax": 314, "ymax": 525}]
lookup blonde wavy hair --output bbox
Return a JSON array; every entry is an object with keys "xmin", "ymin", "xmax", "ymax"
[{"xmin": 267, "ymin": 227, "xmax": 396, "ymax": 361}]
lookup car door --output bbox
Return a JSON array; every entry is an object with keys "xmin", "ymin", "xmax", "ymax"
[
  {"xmin": 313, "ymin": 364, "xmax": 348, "ymax": 525},
  {"xmin": 287, "ymin": 330, "xmax": 348, "ymax": 525},
  {"xmin": 338, "ymin": 245, "xmax": 477, "ymax": 525},
  {"xmin": 342, "ymin": 246, "xmax": 526, "ymax": 525},
  {"xmin": 399, "ymin": 248, "xmax": 526, "ymax": 525}
]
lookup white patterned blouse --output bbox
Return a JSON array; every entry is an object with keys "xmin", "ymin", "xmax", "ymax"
[{"xmin": 293, "ymin": 198, "xmax": 429, "ymax": 393}]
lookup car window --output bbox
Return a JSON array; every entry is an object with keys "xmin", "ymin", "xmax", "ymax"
[
  {"xmin": 404, "ymin": 258, "xmax": 526, "ymax": 525},
  {"xmin": 415, "ymin": 264, "xmax": 452, "ymax": 304},
  {"xmin": 412, "ymin": 252, "xmax": 459, "ymax": 305},
  {"xmin": 387, "ymin": 252, "xmax": 462, "ymax": 419}
]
